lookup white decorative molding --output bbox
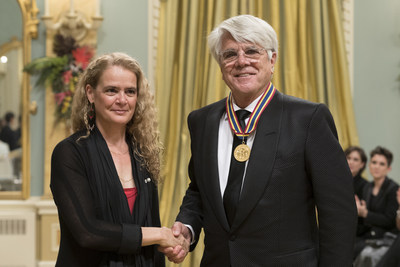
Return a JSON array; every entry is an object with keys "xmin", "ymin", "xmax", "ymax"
[
  {"xmin": 148, "ymin": 0, "xmax": 160, "ymax": 92},
  {"xmin": 51, "ymin": 222, "xmax": 60, "ymax": 252},
  {"xmin": 42, "ymin": 0, "xmax": 103, "ymax": 42},
  {"xmin": 38, "ymin": 261, "xmax": 56, "ymax": 267},
  {"xmin": 36, "ymin": 199, "xmax": 57, "ymax": 215},
  {"xmin": 341, "ymin": 0, "xmax": 354, "ymax": 95}
]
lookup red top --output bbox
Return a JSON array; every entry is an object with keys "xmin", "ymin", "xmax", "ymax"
[{"xmin": 124, "ymin": 187, "xmax": 138, "ymax": 214}]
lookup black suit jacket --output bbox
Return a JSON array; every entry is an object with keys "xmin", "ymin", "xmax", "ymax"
[
  {"xmin": 357, "ymin": 177, "xmax": 399, "ymax": 239},
  {"xmin": 177, "ymin": 91, "xmax": 357, "ymax": 266}
]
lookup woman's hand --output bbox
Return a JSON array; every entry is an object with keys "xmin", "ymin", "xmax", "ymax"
[
  {"xmin": 355, "ymin": 195, "xmax": 368, "ymax": 218},
  {"xmin": 141, "ymin": 226, "xmax": 189, "ymax": 257},
  {"xmin": 159, "ymin": 227, "xmax": 189, "ymax": 250},
  {"xmin": 158, "ymin": 222, "xmax": 191, "ymax": 264}
]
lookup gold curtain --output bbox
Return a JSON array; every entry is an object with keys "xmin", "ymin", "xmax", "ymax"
[{"xmin": 155, "ymin": 1, "xmax": 358, "ymax": 266}]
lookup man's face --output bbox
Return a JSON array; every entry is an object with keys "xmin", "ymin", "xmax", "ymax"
[{"xmin": 219, "ymin": 34, "xmax": 276, "ymax": 104}]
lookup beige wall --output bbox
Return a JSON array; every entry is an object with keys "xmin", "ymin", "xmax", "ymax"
[{"xmin": 354, "ymin": 0, "xmax": 400, "ymax": 182}]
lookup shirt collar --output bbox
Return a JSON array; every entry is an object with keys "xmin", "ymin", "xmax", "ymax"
[
  {"xmin": 224, "ymin": 93, "xmax": 263, "ymax": 120},
  {"xmin": 232, "ymin": 93, "xmax": 263, "ymax": 113}
]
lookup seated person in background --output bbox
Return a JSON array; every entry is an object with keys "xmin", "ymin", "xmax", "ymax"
[
  {"xmin": 0, "ymin": 112, "xmax": 19, "ymax": 151},
  {"xmin": 345, "ymin": 146, "xmax": 369, "ymax": 238},
  {"xmin": 354, "ymin": 146, "xmax": 399, "ymax": 267},
  {"xmin": 345, "ymin": 146, "xmax": 368, "ymax": 199},
  {"xmin": 376, "ymin": 188, "xmax": 400, "ymax": 267},
  {"xmin": 0, "ymin": 140, "xmax": 13, "ymax": 182}
]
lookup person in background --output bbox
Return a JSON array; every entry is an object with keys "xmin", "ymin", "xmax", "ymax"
[
  {"xmin": 50, "ymin": 52, "xmax": 188, "ymax": 266},
  {"xmin": 161, "ymin": 14, "xmax": 357, "ymax": 266},
  {"xmin": 0, "ymin": 111, "xmax": 19, "ymax": 151},
  {"xmin": 345, "ymin": 146, "xmax": 369, "ymax": 240},
  {"xmin": 376, "ymin": 188, "xmax": 400, "ymax": 267},
  {"xmin": 354, "ymin": 146, "xmax": 399, "ymax": 266},
  {"xmin": 15, "ymin": 114, "xmax": 21, "ymax": 147},
  {"xmin": 0, "ymin": 118, "xmax": 4, "ymax": 132},
  {"xmin": 345, "ymin": 146, "xmax": 368, "ymax": 199}
]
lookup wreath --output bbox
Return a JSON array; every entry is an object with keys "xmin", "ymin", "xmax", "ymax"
[{"xmin": 24, "ymin": 34, "xmax": 94, "ymax": 122}]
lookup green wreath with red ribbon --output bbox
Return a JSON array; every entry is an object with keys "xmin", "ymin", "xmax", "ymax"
[{"xmin": 24, "ymin": 34, "xmax": 94, "ymax": 122}]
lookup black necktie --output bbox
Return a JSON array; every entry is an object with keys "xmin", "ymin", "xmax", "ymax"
[{"xmin": 223, "ymin": 109, "xmax": 250, "ymax": 226}]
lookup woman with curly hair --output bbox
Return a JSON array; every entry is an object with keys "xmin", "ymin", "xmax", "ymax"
[{"xmin": 50, "ymin": 52, "xmax": 188, "ymax": 266}]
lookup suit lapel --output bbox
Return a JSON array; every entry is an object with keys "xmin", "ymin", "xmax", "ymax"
[
  {"xmin": 231, "ymin": 91, "xmax": 283, "ymax": 231},
  {"xmin": 202, "ymin": 100, "xmax": 231, "ymax": 231}
]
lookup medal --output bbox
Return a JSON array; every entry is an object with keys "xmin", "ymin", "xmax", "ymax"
[
  {"xmin": 234, "ymin": 143, "xmax": 251, "ymax": 162},
  {"xmin": 226, "ymin": 82, "xmax": 276, "ymax": 162}
]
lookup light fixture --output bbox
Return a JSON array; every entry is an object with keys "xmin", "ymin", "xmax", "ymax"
[{"xmin": 0, "ymin": 56, "xmax": 8, "ymax": 63}]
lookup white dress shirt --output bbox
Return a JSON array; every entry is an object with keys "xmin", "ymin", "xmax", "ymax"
[
  {"xmin": 218, "ymin": 94, "xmax": 262, "ymax": 197},
  {"xmin": 185, "ymin": 94, "xmax": 263, "ymax": 243}
]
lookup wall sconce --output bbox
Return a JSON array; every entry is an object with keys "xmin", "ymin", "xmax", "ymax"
[{"xmin": 42, "ymin": 0, "xmax": 103, "ymax": 41}]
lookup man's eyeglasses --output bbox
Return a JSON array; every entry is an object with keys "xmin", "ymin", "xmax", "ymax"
[{"xmin": 219, "ymin": 47, "xmax": 269, "ymax": 64}]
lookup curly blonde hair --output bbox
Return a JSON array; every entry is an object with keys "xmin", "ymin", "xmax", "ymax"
[{"xmin": 71, "ymin": 52, "xmax": 163, "ymax": 184}]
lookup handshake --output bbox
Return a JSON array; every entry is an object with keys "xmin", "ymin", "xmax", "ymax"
[{"xmin": 156, "ymin": 221, "xmax": 191, "ymax": 264}]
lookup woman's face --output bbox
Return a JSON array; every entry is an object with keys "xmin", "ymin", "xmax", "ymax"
[
  {"xmin": 369, "ymin": 154, "xmax": 391, "ymax": 180},
  {"xmin": 86, "ymin": 65, "xmax": 138, "ymax": 129},
  {"xmin": 346, "ymin": 151, "xmax": 365, "ymax": 177}
]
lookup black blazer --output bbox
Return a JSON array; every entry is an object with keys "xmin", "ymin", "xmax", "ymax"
[
  {"xmin": 51, "ymin": 132, "xmax": 164, "ymax": 267},
  {"xmin": 177, "ymin": 91, "xmax": 357, "ymax": 267},
  {"xmin": 357, "ymin": 177, "xmax": 399, "ymax": 239}
]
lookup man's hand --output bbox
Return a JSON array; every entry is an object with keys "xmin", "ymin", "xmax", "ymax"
[{"xmin": 158, "ymin": 221, "xmax": 191, "ymax": 264}]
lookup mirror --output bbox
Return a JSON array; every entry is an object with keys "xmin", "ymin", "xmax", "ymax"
[{"xmin": 0, "ymin": 0, "xmax": 38, "ymax": 199}]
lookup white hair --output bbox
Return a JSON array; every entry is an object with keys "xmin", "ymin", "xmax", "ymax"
[{"xmin": 208, "ymin": 15, "xmax": 279, "ymax": 63}]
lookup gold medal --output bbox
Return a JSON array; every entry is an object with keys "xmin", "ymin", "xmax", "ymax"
[
  {"xmin": 226, "ymin": 83, "xmax": 276, "ymax": 163},
  {"xmin": 234, "ymin": 143, "xmax": 251, "ymax": 162}
]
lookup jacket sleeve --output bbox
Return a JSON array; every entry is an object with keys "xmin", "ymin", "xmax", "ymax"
[
  {"xmin": 176, "ymin": 112, "xmax": 204, "ymax": 251},
  {"xmin": 304, "ymin": 104, "xmax": 357, "ymax": 266}
]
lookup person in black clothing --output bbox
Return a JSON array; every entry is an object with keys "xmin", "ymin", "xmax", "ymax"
[
  {"xmin": 345, "ymin": 146, "xmax": 368, "ymax": 199},
  {"xmin": 50, "ymin": 52, "xmax": 188, "ymax": 266},
  {"xmin": 345, "ymin": 146, "xmax": 370, "ymax": 242},
  {"xmin": 0, "ymin": 112, "xmax": 19, "ymax": 151},
  {"xmin": 354, "ymin": 146, "xmax": 399, "ymax": 266},
  {"xmin": 376, "ymin": 188, "xmax": 400, "ymax": 267},
  {"xmin": 162, "ymin": 14, "xmax": 356, "ymax": 266}
]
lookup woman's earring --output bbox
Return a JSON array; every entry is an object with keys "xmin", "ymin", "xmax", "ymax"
[
  {"xmin": 84, "ymin": 102, "xmax": 95, "ymax": 133},
  {"xmin": 88, "ymin": 102, "xmax": 95, "ymax": 131}
]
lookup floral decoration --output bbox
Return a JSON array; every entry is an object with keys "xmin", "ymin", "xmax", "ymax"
[{"xmin": 24, "ymin": 34, "xmax": 95, "ymax": 122}]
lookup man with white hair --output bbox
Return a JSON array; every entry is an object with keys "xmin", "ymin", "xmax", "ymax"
[{"xmin": 162, "ymin": 14, "xmax": 357, "ymax": 266}]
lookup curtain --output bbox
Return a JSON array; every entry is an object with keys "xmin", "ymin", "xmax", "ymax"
[{"xmin": 155, "ymin": 1, "xmax": 358, "ymax": 266}]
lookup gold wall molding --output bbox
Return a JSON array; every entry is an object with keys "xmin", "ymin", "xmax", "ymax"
[
  {"xmin": 0, "ymin": 37, "xmax": 22, "ymax": 55},
  {"xmin": 22, "ymin": 0, "xmax": 40, "ymax": 39}
]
